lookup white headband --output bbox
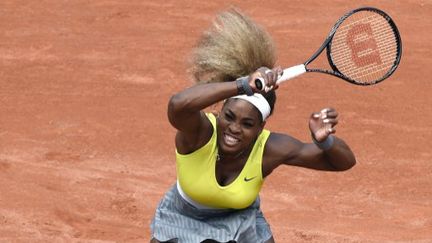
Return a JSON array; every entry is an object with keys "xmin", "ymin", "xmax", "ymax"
[{"xmin": 232, "ymin": 94, "xmax": 271, "ymax": 121}]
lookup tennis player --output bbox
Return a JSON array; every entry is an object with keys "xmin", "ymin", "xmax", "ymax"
[{"xmin": 150, "ymin": 9, "xmax": 356, "ymax": 243}]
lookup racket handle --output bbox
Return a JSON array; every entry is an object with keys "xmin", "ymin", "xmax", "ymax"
[
  {"xmin": 254, "ymin": 64, "xmax": 306, "ymax": 91},
  {"xmin": 277, "ymin": 64, "xmax": 306, "ymax": 84}
]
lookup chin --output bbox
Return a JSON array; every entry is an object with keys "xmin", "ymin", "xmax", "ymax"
[
  {"xmin": 219, "ymin": 145, "xmax": 239, "ymax": 156},
  {"xmin": 217, "ymin": 138, "xmax": 243, "ymax": 156}
]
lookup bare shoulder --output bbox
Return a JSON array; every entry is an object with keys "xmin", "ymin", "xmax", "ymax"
[
  {"xmin": 265, "ymin": 133, "xmax": 303, "ymax": 157},
  {"xmin": 175, "ymin": 112, "xmax": 214, "ymax": 154},
  {"xmin": 262, "ymin": 132, "xmax": 304, "ymax": 176}
]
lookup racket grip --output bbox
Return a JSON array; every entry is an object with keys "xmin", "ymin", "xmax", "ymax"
[
  {"xmin": 277, "ymin": 64, "xmax": 306, "ymax": 84},
  {"xmin": 254, "ymin": 64, "xmax": 306, "ymax": 91}
]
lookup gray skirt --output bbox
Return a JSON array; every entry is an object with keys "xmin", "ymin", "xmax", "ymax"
[{"xmin": 150, "ymin": 184, "xmax": 272, "ymax": 243}]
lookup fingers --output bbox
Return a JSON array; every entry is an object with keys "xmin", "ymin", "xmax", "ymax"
[
  {"xmin": 273, "ymin": 66, "xmax": 283, "ymax": 78},
  {"xmin": 266, "ymin": 67, "xmax": 282, "ymax": 84},
  {"xmin": 320, "ymin": 108, "xmax": 338, "ymax": 118},
  {"xmin": 312, "ymin": 108, "xmax": 338, "ymax": 119},
  {"xmin": 311, "ymin": 108, "xmax": 339, "ymax": 133},
  {"xmin": 323, "ymin": 118, "xmax": 338, "ymax": 133},
  {"xmin": 251, "ymin": 67, "xmax": 280, "ymax": 92},
  {"xmin": 263, "ymin": 70, "xmax": 274, "ymax": 92}
]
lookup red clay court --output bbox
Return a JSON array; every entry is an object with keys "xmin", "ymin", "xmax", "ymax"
[{"xmin": 1, "ymin": 0, "xmax": 431, "ymax": 242}]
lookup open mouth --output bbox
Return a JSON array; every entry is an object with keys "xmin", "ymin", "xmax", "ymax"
[{"xmin": 224, "ymin": 133, "xmax": 240, "ymax": 146}]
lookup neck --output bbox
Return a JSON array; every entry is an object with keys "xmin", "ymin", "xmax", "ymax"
[
  {"xmin": 217, "ymin": 144, "xmax": 253, "ymax": 163},
  {"xmin": 217, "ymin": 150, "xmax": 244, "ymax": 162}
]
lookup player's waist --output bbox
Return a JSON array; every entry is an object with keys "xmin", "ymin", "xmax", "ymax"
[{"xmin": 176, "ymin": 181, "xmax": 224, "ymax": 210}]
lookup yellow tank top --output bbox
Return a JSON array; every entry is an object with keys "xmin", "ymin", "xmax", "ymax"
[{"xmin": 176, "ymin": 113, "xmax": 270, "ymax": 209}]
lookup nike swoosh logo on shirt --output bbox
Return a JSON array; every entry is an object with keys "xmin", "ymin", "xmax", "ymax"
[{"xmin": 244, "ymin": 176, "xmax": 257, "ymax": 182}]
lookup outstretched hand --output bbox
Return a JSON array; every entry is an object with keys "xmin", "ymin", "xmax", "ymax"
[
  {"xmin": 309, "ymin": 108, "xmax": 339, "ymax": 142},
  {"xmin": 248, "ymin": 67, "xmax": 283, "ymax": 93}
]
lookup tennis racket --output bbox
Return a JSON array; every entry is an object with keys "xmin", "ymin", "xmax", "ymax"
[{"xmin": 255, "ymin": 7, "xmax": 402, "ymax": 90}]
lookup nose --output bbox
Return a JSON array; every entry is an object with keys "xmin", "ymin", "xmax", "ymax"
[{"xmin": 228, "ymin": 122, "xmax": 241, "ymax": 134}]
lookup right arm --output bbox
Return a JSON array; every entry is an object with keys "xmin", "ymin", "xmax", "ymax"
[{"xmin": 168, "ymin": 81, "xmax": 239, "ymax": 154}]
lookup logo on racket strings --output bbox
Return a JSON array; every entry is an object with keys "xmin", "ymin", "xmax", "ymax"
[{"xmin": 346, "ymin": 23, "xmax": 382, "ymax": 67}]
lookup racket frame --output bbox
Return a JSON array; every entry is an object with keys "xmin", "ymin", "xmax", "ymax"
[
  {"xmin": 321, "ymin": 7, "xmax": 402, "ymax": 86},
  {"xmin": 257, "ymin": 7, "xmax": 402, "ymax": 89}
]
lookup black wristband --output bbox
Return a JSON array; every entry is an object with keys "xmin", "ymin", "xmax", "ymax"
[
  {"xmin": 312, "ymin": 134, "xmax": 334, "ymax": 151},
  {"xmin": 236, "ymin": 76, "xmax": 254, "ymax": 96},
  {"xmin": 236, "ymin": 78, "xmax": 245, "ymax": 95}
]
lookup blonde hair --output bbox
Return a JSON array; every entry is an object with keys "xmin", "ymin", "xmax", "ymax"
[{"xmin": 191, "ymin": 8, "xmax": 277, "ymax": 83}]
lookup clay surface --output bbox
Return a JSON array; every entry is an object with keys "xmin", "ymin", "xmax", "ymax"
[{"xmin": 1, "ymin": 1, "xmax": 431, "ymax": 242}]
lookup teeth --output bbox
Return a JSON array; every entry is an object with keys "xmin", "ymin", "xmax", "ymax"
[{"xmin": 225, "ymin": 134, "xmax": 239, "ymax": 145}]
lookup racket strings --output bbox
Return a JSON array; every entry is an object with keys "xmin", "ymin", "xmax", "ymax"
[
  {"xmin": 331, "ymin": 26, "xmax": 396, "ymax": 60},
  {"xmin": 336, "ymin": 14, "xmax": 381, "ymax": 32},
  {"xmin": 329, "ymin": 11, "xmax": 399, "ymax": 84}
]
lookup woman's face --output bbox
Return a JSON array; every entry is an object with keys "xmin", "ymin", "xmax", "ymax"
[{"xmin": 216, "ymin": 98, "xmax": 265, "ymax": 156}]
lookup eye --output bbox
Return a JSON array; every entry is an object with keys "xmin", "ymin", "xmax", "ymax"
[
  {"xmin": 243, "ymin": 122, "xmax": 254, "ymax": 128},
  {"xmin": 224, "ymin": 112, "xmax": 233, "ymax": 121}
]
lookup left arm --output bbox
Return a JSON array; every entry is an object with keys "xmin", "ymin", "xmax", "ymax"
[{"xmin": 262, "ymin": 108, "xmax": 356, "ymax": 176}]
